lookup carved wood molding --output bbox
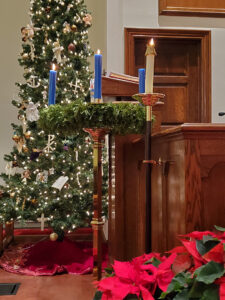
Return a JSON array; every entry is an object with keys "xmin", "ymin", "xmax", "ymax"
[
  {"xmin": 124, "ymin": 28, "xmax": 211, "ymax": 123},
  {"xmin": 159, "ymin": 0, "xmax": 225, "ymax": 17}
]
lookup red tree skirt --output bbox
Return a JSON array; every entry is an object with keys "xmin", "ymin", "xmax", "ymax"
[{"xmin": 0, "ymin": 238, "xmax": 108, "ymax": 276}]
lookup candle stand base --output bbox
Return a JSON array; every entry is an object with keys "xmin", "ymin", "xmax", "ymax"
[{"xmin": 83, "ymin": 128, "xmax": 109, "ymax": 280}]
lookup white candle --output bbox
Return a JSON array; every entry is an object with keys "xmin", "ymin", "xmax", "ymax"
[{"xmin": 145, "ymin": 38, "xmax": 156, "ymax": 94}]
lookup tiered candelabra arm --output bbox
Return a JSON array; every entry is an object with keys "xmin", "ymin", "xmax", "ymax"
[
  {"xmin": 83, "ymin": 128, "xmax": 109, "ymax": 280},
  {"xmin": 134, "ymin": 92, "xmax": 165, "ymax": 253}
]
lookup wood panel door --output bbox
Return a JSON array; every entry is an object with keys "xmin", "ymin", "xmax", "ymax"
[{"xmin": 125, "ymin": 28, "xmax": 211, "ymax": 125}]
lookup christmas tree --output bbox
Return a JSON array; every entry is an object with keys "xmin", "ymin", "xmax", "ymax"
[{"xmin": 0, "ymin": 0, "xmax": 108, "ymax": 240}]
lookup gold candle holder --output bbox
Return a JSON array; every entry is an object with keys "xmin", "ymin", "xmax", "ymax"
[{"xmin": 83, "ymin": 128, "xmax": 109, "ymax": 280}]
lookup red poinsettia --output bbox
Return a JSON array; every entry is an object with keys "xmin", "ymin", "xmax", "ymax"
[
  {"xmin": 95, "ymin": 228, "xmax": 225, "ymax": 300},
  {"xmin": 97, "ymin": 253, "xmax": 177, "ymax": 300}
]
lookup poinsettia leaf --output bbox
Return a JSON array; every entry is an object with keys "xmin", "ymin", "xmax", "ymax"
[
  {"xmin": 194, "ymin": 261, "xmax": 225, "ymax": 284},
  {"xmin": 203, "ymin": 243, "xmax": 225, "ymax": 264},
  {"xmin": 104, "ymin": 267, "xmax": 114, "ymax": 276},
  {"xmin": 202, "ymin": 235, "xmax": 216, "ymax": 244},
  {"xmin": 215, "ymin": 225, "xmax": 225, "ymax": 232},
  {"xmin": 93, "ymin": 291, "xmax": 102, "ymax": 300},
  {"xmin": 200, "ymin": 285, "xmax": 219, "ymax": 300},
  {"xmin": 188, "ymin": 281, "xmax": 209, "ymax": 298},
  {"xmin": 196, "ymin": 240, "xmax": 219, "ymax": 256},
  {"xmin": 173, "ymin": 289, "xmax": 189, "ymax": 300},
  {"xmin": 164, "ymin": 272, "xmax": 191, "ymax": 295},
  {"xmin": 172, "ymin": 254, "xmax": 192, "ymax": 274},
  {"xmin": 144, "ymin": 257, "xmax": 161, "ymax": 267}
]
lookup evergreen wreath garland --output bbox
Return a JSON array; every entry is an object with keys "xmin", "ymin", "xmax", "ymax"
[{"xmin": 39, "ymin": 101, "xmax": 147, "ymax": 135}]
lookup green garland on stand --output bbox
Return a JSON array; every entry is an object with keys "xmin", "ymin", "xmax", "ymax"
[{"xmin": 39, "ymin": 101, "xmax": 147, "ymax": 136}]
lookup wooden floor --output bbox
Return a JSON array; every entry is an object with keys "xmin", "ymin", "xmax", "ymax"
[{"xmin": 0, "ymin": 269, "xmax": 96, "ymax": 300}]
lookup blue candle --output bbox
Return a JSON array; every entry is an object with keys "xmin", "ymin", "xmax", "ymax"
[
  {"xmin": 94, "ymin": 49, "xmax": 102, "ymax": 102},
  {"xmin": 138, "ymin": 68, "xmax": 146, "ymax": 93},
  {"xmin": 48, "ymin": 64, "xmax": 57, "ymax": 105}
]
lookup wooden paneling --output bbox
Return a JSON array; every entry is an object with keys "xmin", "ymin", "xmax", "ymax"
[
  {"xmin": 109, "ymin": 124, "xmax": 225, "ymax": 258},
  {"xmin": 151, "ymin": 124, "xmax": 225, "ymax": 253},
  {"xmin": 108, "ymin": 135, "xmax": 145, "ymax": 261},
  {"xmin": 125, "ymin": 28, "xmax": 211, "ymax": 124},
  {"xmin": 159, "ymin": 0, "xmax": 225, "ymax": 17}
]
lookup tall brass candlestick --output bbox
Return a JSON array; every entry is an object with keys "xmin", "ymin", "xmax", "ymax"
[{"xmin": 83, "ymin": 128, "xmax": 109, "ymax": 280}]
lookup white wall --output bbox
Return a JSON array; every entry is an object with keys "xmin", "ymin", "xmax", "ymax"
[
  {"xmin": 86, "ymin": 0, "xmax": 107, "ymax": 72},
  {"xmin": 0, "ymin": 1, "xmax": 30, "ymax": 175},
  {"xmin": 106, "ymin": 0, "xmax": 225, "ymax": 123}
]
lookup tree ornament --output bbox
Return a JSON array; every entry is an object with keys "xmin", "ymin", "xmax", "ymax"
[
  {"xmin": 27, "ymin": 75, "xmax": 40, "ymax": 88},
  {"xmin": 12, "ymin": 134, "xmax": 20, "ymax": 143},
  {"xmin": 64, "ymin": 183, "xmax": 70, "ymax": 189},
  {"xmin": 52, "ymin": 176, "xmax": 69, "ymax": 190},
  {"xmin": 68, "ymin": 43, "xmax": 76, "ymax": 52},
  {"xmin": 24, "ymin": 131, "xmax": 31, "ymax": 139},
  {"xmin": 53, "ymin": 41, "xmax": 63, "ymax": 63},
  {"xmin": 36, "ymin": 171, "xmax": 48, "ymax": 183},
  {"xmin": 63, "ymin": 144, "xmax": 69, "ymax": 151},
  {"xmin": 10, "ymin": 192, "xmax": 15, "ymax": 198},
  {"xmin": 26, "ymin": 102, "xmax": 40, "ymax": 122},
  {"xmin": 44, "ymin": 134, "xmax": 55, "ymax": 153},
  {"xmin": 21, "ymin": 22, "xmax": 39, "ymax": 42},
  {"xmin": 49, "ymin": 168, "xmax": 55, "ymax": 175},
  {"xmin": 45, "ymin": 6, "xmax": 51, "ymax": 13},
  {"xmin": 50, "ymin": 232, "xmax": 58, "ymax": 242},
  {"xmin": 15, "ymin": 137, "xmax": 25, "ymax": 153},
  {"xmin": 23, "ymin": 145, "xmax": 29, "ymax": 153},
  {"xmin": 5, "ymin": 162, "xmax": 14, "ymax": 178},
  {"xmin": 12, "ymin": 161, "xmax": 18, "ymax": 168},
  {"xmin": 68, "ymin": 78, "xmax": 80, "ymax": 94},
  {"xmin": 63, "ymin": 22, "xmax": 71, "ymax": 33},
  {"xmin": 30, "ymin": 148, "xmax": 42, "ymax": 160},
  {"xmin": 22, "ymin": 53, "xmax": 29, "ymax": 59},
  {"xmin": 31, "ymin": 198, "xmax": 37, "ymax": 204},
  {"xmin": 83, "ymin": 14, "xmax": 92, "ymax": 26},
  {"xmin": 71, "ymin": 24, "xmax": 77, "ymax": 32},
  {"xmin": 66, "ymin": 4, "xmax": 73, "ymax": 12},
  {"xmin": 44, "ymin": 32, "xmax": 48, "ymax": 44},
  {"xmin": 19, "ymin": 101, "xmax": 27, "ymax": 110},
  {"xmin": 30, "ymin": 44, "xmax": 35, "ymax": 61},
  {"xmin": 22, "ymin": 170, "xmax": 31, "ymax": 179}
]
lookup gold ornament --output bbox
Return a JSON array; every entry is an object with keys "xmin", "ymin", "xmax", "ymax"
[
  {"xmin": 22, "ymin": 53, "xmax": 29, "ymax": 59},
  {"xmin": 12, "ymin": 161, "xmax": 18, "ymax": 167},
  {"xmin": 24, "ymin": 131, "xmax": 31, "ymax": 139},
  {"xmin": 71, "ymin": 24, "xmax": 77, "ymax": 32},
  {"xmin": 31, "ymin": 198, "xmax": 37, "ymax": 204},
  {"xmin": 23, "ymin": 145, "xmax": 29, "ymax": 153},
  {"xmin": 63, "ymin": 22, "xmax": 71, "ymax": 33},
  {"xmin": 10, "ymin": 192, "xmax": 15, "ymax": 198},
  {"xmin": 50, "ymin": 232, "xmax": 58, "ymax": 241},
  {"xmin": 12, "ymin": 134, "xmax": 20, "ymax": 143}
]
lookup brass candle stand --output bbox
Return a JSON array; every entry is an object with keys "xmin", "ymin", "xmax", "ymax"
[
  {"xmin": 134, "ymin": 92, "xmax": 165, "ymax": 253},
  {"xmin": 83, "ymin": 127, "xmax": 109, "ymax": 280}
]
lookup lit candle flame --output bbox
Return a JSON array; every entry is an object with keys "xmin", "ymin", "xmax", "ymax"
[
  {"xmin": 97, "ymin": 49, "xmax": 101, "ymax": 55},
  {"xmin": 150, "ymin": 38, "xmax": 154, "ymax": 46},
  {"xmin": 52, "ymin": 63, "xmax": 56, "ymax": 71}
]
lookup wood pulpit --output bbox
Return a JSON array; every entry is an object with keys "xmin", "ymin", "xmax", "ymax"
[{"xmin": 151, "ymin": 124, "xmax": 225, "ymax": 253}]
